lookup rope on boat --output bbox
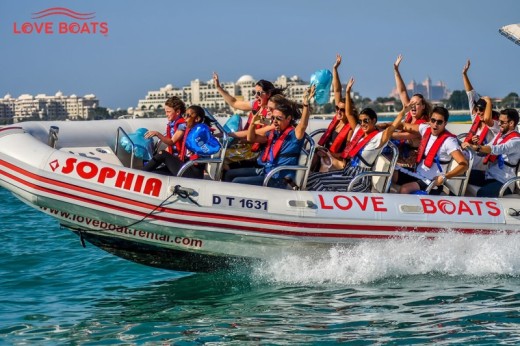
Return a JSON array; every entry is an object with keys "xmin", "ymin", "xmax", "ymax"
[
  {"xmin": 59, "ymin": 185, "xmax": 201, "ymax": 247},
  {"xmin": 124, "ymin": 184, "xmax": 200, "ymax": 229}
]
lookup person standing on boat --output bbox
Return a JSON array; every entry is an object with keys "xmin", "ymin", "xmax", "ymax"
[
  {"xmin": 462, "ymin": 107, "xmax": 520, "ymax": 197},
  {"xmin": 212, "ymin": 72, "xmax": 284, "ymax": 169},
  {"xmin": 144, "ymin": 96, "xmax": 186, "ymax": 155},
  {"xmin": 396, "ymin": 107, "xmax": 468, "ymax": 195},
  {"xmin": 306, "ymin": 78, "xmax": 411, "ymax": 192},
  {"xmin": 224, "ymin": 87, "xmax": 315, "ymax": 189},
  {"xmin": 143, "ymin": 106, "xmax": 212, "ymax": 179},
  {"xmin": 462, "ymin": 60, "xmax": 500, "ymax": 186},
  {"xmin": 384, "ymin": 55, "xmax": 431, "ymax": 168},
  {"xmin": 312, "ymin": 54, "xmax": 356, "ymax": 172}
]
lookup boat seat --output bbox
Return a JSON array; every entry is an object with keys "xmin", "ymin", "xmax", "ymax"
[
  {"xmin": 177, "ymin": 110, "xmax": 229, "ymax": 181},
  {"xmin": 309, "ymin": 128, "xmax": 326, "ymax": 145},
  {"xmin": 425, "ymin": 148, "xmax": 474, "ymax": 196},
  {"xmin": 347, "ymin": 140, "xmax": 399, "ymax": 193},
  {"xmin": 114, "ymin": 126, "xmax": 148, "ymax": 169},
  {"xmin": 262, "ymin": 133, "xmax": 316, "ymax": 190},
  {"xmin": 466, "ymin": 165, "xmax": 520, "ymax": 197}
]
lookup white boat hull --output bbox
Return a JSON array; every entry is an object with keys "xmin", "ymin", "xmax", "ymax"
[{"xmin": 1, "ymin": 120, "xmax": 520, "ymax": 272}]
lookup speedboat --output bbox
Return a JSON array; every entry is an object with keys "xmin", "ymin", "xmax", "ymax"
[{"xmin": 1, "ymin": 118, "xmax": 519, "ymax": 272}]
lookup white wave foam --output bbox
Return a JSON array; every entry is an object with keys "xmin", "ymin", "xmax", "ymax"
[{"xmin": 253, "ymin": 232, "xmax": 520, "ymax": 285}]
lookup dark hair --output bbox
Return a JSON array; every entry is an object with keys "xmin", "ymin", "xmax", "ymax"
[
  {"xmin": 501, "ymin": 108, "xmax": 520, "ymax": 127},
  {"xmin": 187, "ymin": 105, "xmax": 206, "ymax": 123},
  {"xmin": 431, "ymin": 106, "xmax": 450, "ymax": 122},
  {"xmin": 257, "ymin": 79, "xmax": 285, "ymax": 96},
  {"xmin": 336, "ymin": 99, "xmax": 359, "ymax": 118},
  {"xmin": 165, "ymin": 96, "xmax": 186, "ymax": 114},
  {"xmin": 411, "ymin": 93, "xmax": 431, "ymax": 120},
  {"xmin": 271, "ymin": 95, "xmax": 301, "ymax": 126},
  {"xmin": 360, "ymin": 107, "xmax": 377, "ymax": 122}
]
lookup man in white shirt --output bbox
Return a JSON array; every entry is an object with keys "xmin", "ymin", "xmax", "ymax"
[
  {"xmin": 396, "ymin": 106, "xmax": 468, "ymax": 194},
  {"xmin": 462, "ymin": 108, "xmax": 520, "ymax": 197}
]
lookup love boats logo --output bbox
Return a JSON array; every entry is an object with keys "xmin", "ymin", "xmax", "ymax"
[{"xmin": 13, "ymin": 7, "xmax": 109, "ymax": 36}]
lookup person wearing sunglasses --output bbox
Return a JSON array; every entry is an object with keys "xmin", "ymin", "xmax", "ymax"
[
  {"xmin": 144, "ymin": 96, "xmax": 187, "ymax": 156},
  {"xmin": 385, "ymin": 55, "xmax": 432, "ymax": 169},
  {"xmin": 461, "ymin": 107, "xmax": 520, "ymax": 197},
  {"xmin": 143, "ymin": 106, "xmax": 213, "ymax": 179},
  {"xmin": 306, "ymin": 78, "xmax": 410, "ymax": 192},
  {"xmin": 462, "ymin": 60, "xmax": 501, "ymax": 186},
  {"xmin": 213, "ymin": 72, "xmax": 285, "ymax": 170},
  {"xmin": 395, "ymin": 107, "xmax": 468, "ymax": 194},
  {"xmin": 312, "ymin": 54, "xmax": 357, "ymax": 172},
  {"xmin": 224, "ymin": 87, "xmax": 315, "ymax": 189}
]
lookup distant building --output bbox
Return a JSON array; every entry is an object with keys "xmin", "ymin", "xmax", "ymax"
[
  {"xmin": 390, "ymin": 77, "xmax": 450, "ymax": 101},
  {"xmin": 135, "ymin": 74, "xmax": 324, "ymax": 116},
  {"xmin": 0, "ymin": 91, "xmax": 99, "ymax": 123}
]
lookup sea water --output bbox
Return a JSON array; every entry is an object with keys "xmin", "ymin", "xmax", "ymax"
[{"xmin": 1, "ymin": 187, "xmax": 520, "ymax": 345}]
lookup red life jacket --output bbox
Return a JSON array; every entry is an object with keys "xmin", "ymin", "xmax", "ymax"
[
  {"xmin": 483, "ymin": 131, "xmax": 520, "ymax": 164},
  {"xmin": 416, "ymin": 128, "xmax": 455, "ymax": 168},
  {"xmin": 341, "ymin": 128, "xmax": 380, "ymax": 159},
  {"xmin": 397, "ymin": 112, "xmax": 426, "ymax": 147},
  {"xmin": 404, "ymin": 111, "xmax": 427, "ymax": 124},
  {"xmin": 318, "ymin": 116, "xmax": 351, "ymax": 154},
  {"xmin": 166, "ymin": 117, "xmax": 186, "ymax": 154},
  {"xmin": 245, "ymin": 100, "xmax": 269, "ymax": 152},
  {"xmin": 179, "ymin": 126, "xmax": 199, "ymax": 162},
  {"xmin": 261, "ymin": 126, "xmax": 294, "ymax": 163},
  {"xmin": 463, "ymin": 117, "xmax": 489, "ymax": 145}
]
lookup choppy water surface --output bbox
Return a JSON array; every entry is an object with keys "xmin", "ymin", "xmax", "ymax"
[{"xmin": 1, "ymin": 187, "xmax": 520, "ymax": 345}]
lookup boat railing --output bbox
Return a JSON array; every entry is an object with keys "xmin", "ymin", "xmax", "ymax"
[
  {"xmin": 115, "ymin": 127, "xmax": 137, "ymax": 168},
  {"xmin": 498, "ymin": 165, "xmax": 520, "ymax": 197},
  {"xmin": 424, "ymin": 148, "xmax": 474, "ymax": 196},
  {"xmin": 177, "ymin": 109, "xmax": 230, "ymax": 180},
  {"xmin": 263, "ymin": 133, "xmax": 315, "ymax": 190},
  {"xmin": 347, "ymin": 140, "xmax": 399, "ymax": 193}
]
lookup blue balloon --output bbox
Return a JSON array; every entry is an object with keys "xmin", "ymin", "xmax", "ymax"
[
  {"xmin": 186, "ymin": 124, "xmax": 221, "ymax": 156},
  {"xmin": 310, "ymin": 69, "xmax": 332, "ymax": 105},
  {"xmin": 119, "ymin": 128, "xmax": 154, "ymax": 160},
  {"xmin": 223, "ymin": 114, "xmax": 243, "ymax": 133}
]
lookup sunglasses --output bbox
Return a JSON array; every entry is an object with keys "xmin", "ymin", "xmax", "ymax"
[
  {"xmin": 357, "ymin": 118, "xmax": 371, "ymax": 125},
  {"xmin": 273, "ymin": 115, "xmax": 286, "ymax": 122},
  {"xmin": 430, "ymin": 118, "xmax": 444, "ymax": 125},
  {"xmin": 475, "ymin": 106, "xmax": 485, "ymax": 112},
  {"xmin": 182, "ymin": 113, "xmax": 196, "ymax": 119},
  {"xmin": 335, "ymin": 106, "xmax": 345, "ymax": 113},
  {"xmin": 499, "ymin": 120, "xmax": 511, "ymax": 125},
  {"xmin": 253, "ymin": 90, "xmax": 267, "ymax": 97}
]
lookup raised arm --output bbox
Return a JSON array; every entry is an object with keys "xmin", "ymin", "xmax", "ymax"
[
  {"xmin": 246, "ymin": 107, "xmax": 268, "ymax": 144},
  {"xmin": 394, "ymin": 54, "xmax": 410, "ymax": 105},
  {"xmin": 332, "ymin": 54, "xmax": 343, "ymax": 105},
  {"xmin": 462, "ymin": 59, "xmax": 474, "ymax": 92},
  {"xmin": 345, "ymin": 77, "xmax": 358, "ymax": 130},
  {"xmin": 213, "ymin": 72, "xmax": 252, "ymax": 111},
  {"xmin": 481, "ymin": 96, "xmax": 494, "ymax": 127},
  {"xmin": 380, "ymin": 102, "xmax": 415, "ymax": 146},
  {"xmin": 295, "ymin": 85, "xmax": 316, "ymax": 139}
]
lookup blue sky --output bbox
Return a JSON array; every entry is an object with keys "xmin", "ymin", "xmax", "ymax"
[{"xmin": 1, "ymin": 0, "xmax": 519, "ymax": 109}]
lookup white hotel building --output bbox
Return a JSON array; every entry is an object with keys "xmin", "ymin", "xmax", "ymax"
[
  {"xmin": 135, "ymin": 75, "xmax": 313, "ymax": 116},
  {"xmin": 0, "ymin": 92, "xmax": 99, "ymax": 123}
]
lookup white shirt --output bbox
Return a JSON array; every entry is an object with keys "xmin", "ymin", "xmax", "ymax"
[
  {"xmin": 465, "ymin": 89, "xmax": 500, "ymax": 171},
  {"xmin": 485, "ymin": 131, "xmax": 520, "ymax": 183},
  {"xmin": 349, "ymin": 125, "xmax": 384, "ymax": 169},
  {"xmin": 416, "ymin": 124, "xmax": 461, "ymax": 181}
]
